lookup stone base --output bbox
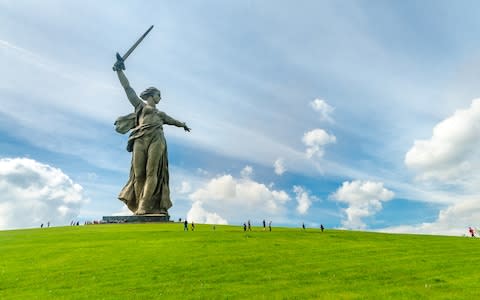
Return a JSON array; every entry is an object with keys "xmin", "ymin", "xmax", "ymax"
[{"xmin": 102, "ymin": 214, "xmax": 171, "ymax": 223}]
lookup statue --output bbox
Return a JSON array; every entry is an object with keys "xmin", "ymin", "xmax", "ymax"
[{"xmin": 113, "ymin": 26, "xmax": 190, "ymax": 216}]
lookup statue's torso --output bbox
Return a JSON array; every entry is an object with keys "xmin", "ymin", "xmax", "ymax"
[{"xmin": 139, "ymin": 105, "xmax": 163, "ymax": 127}]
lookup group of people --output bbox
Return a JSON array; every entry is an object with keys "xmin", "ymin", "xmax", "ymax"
[
  {"xmin": 40, "ymin": 222, "xmax": 50, "ymax": 228},
  {"xmin": 302, "ymin": 223, "xmax": 325, "ymax": 232},
  {"xmin": 184, "ymin": 220, "xmax": 195, "ymax": 231},
  {"xmin": 180, "ymin": 219, "xmax": 328, "ymax": 233},
  {"xmin": 243, "ymin": 219, "xmax": 273, "ymax": 232}
]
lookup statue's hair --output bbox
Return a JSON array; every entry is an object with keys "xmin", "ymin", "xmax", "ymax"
[{"xmin": 140, "ymin": 87, "xmax": 161, "ymax": 100}]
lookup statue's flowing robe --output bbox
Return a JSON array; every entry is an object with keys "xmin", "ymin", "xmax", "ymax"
[{"xmin": 114, "ymin": 104, "xmax": 172, "ymax": 213}]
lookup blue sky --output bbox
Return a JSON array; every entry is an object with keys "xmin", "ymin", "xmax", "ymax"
[{"xmin": 2, "ymin": 1, "xmax": 480, "ymax": 235}]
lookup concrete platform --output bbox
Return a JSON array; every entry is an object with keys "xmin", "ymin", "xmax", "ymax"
[{"xmin": 102, "ymin": 214, "xmax": 171, "ymax": 223}]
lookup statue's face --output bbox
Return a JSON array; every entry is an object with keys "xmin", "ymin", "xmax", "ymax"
[{"xmin": 153, "ymin": 91, "xmax": 161, "ymax": 103}]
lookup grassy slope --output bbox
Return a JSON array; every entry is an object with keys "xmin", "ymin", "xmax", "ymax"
[{"xmin": 0, "ymin": 223, "xmax": 479, "ymax": 299}]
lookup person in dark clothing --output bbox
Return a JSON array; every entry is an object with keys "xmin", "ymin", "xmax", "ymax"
[
  {"xmin": 320, "ymin": 224, "xmax": 324, "ymax": 232},
  {"xmin": 243, "ymin": 222, "xmax": 247, "ymax": 232},
  {"xmin": 184, "ymin": 220, "xmax": 188, "ymax": 231}
]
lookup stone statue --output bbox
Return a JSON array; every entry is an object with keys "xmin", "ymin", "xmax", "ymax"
[{"xmin": 112, "ymin": 26, "xmax": 190, "ymax": 215}]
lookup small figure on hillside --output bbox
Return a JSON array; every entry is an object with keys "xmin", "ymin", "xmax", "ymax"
[
  {"xmin": 269, "ymin": 220, "xmax": 272, "ymax": 232},
  {"xmin": 47, "ymin": 221, "xmax": 50, "ymax": 228},
  {"xmin": 469, "ymin": 227, "xmax": 475, "ymax": 237},
  {"xmin": 248, "ymin": 220, "xmax": 252, "ymax": 231},
  {"xmin": 302, "ymin": 223, "xmax": 305, "ymax": 230},
  {"xmin": 184, "ymin": 220, "xmax": 188, "ymax": 231},
  {"xmin": 243, "ymin": 222, "xmax": 247, "ymax": 232},
  {"xmin": 263, "ymin": 219, "xmax": 266, "ymax": 231},
  {"xmin": 191, "ymin": 221, "xmax": 195, "ymax": 231},
  {"xmin": 40, "ymin": 223, "xmax": 44, "ymax": 228},
  {"xmin": 320, "ymin": 224, "xmax": 324, "ymax": 232}
]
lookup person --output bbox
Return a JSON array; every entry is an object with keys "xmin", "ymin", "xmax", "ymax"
[
  {"xmin": 184, "ymin": 220, "xmax": 188, "ymax": 231},
  {"xmin": 302, "ymin": 223, "xmax": 305, "ymax": 230},
  {"xmin": 191, "ymin": 221, "xmax": 195, "ymax": 231},
  {"xmin": 269, "ymin": 220, "xmax": 272, "ymax": 232},
  {"xmin": 263, "ymin": 219, "xmax": 266, "ymax": 231},
  {"xmin": 320, "ymin": 224, "xmax": 324, "ymax": 232},
  {"xmin": 248, "ymin": 220, "xmax": 252, "ymax": 231},
  {"xmin": 243, "ymin": 222, "xmax": 247, "ymax": 232},
  {"xmin": 113, "ymin": 58, "xmax": 190, "ymax": 215},
  {"xmin": 469, "ymin": 227, "xmax": 475, "ymax": 237}
]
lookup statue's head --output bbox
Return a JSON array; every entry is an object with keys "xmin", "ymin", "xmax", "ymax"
[{"xmin": 140, "ymin": 87, "xmax": 161, "ymax": 103}]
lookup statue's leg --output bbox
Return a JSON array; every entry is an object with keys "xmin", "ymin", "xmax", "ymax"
[
  {"xmin": 140, "ymin": 138, "xmax": 164, "ymax": 213},
  {"xmin": 132, "ymin": 139, "xmax": 147, "ymax": 214}
]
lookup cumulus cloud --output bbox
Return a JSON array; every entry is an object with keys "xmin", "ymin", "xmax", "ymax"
[
  {"xmin": 331, "ymin": 180, "xmax": 394, "ymax": 230},
  {"xmin": 405, "ymin": 99, "xmax": 480, "ymax": 185},
  {"xmin": 176, "ymin": 181, "xmax": 192, "ymax": 194},
  {"xmin": 188, "ymin": 169, "xmax": 291, "ymax": 224},
  {"xmin": 0, "ymin": 157, "xmax": 89, "ymax": 229},
  {"xmin": 293, "ymin": 186, "xmax": 317, "ymax": 215},
  {"xmin": 240, "ymin": 165, "xmax": 253, "ymax": 179},
  {"xmin": 302, "ymin": 129, "xmax": 336, "ymax": 158},
  {"xmin": 274, "ymin": 158, "xmax": 286, "ymax": 175},
  {"xmin": 379, "ymin": 198, "xmax": 480, "ymax": 236},
  {"xmin": 187, "ymin": 201, "xmax": 228, "ymax": 225},
  {"xmin": 310, "ymin": 98, "xmax": 334, "ymax": 122}
]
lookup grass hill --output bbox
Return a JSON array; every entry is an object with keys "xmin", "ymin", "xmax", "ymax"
[{"xmin": 0, "ymin": 223, "xmax": 479, "ymax": 299}]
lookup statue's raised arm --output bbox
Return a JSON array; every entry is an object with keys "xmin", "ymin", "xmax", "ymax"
[{"xmin": 113, "ymin": 57, "xmax": 142, "ymax": 109}]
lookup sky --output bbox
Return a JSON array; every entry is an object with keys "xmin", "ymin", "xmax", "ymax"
[{"xmin": 2, "ymin": 1, "xmax": 480, "ymax": 235}]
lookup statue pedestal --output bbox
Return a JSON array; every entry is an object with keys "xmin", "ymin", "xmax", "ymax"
[{"xmin": 102, "ymin": 214, "xmax": 171, "ymax": 223}]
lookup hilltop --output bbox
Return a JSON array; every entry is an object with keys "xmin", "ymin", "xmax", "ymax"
[{"xmin": 0, "ymin": 223, "xmax": 478, "ymax": 299}]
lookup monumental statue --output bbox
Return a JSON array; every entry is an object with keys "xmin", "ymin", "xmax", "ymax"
[{"xmin": 112, "ymin": 26, "xmax": 191, "ymax": 216}]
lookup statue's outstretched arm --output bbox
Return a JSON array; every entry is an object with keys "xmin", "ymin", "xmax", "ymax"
[{"xmin": 160, "ymin": 112, "xmax": 191, "ymax": 132}]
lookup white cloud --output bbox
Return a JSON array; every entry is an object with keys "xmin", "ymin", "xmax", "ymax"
[
  {"xmin": 111, "ymin": 205, "xmax": 133, "ymax": 216},
  {"xmin": 310, "ymin": 98, "xmax": 334, "ymax": 122},
  {"xmin": 331, "ymin": 180, "xmax": 394, "ymax": 230},
  {"xmin": 176, "ymin": 181, "xmax": 192, "ymax": 194},
  {"xmin": 293, "ymin": 186, "xmax": 317, "ymax": 215},
  {"xmin": 274, "ymin": 158, "xmax": 286, "ymax": 175},
  {"xmin": 405, "ymin": 98, "xmax": 480, "ymax": 185},
  {"xmin": 196, "ymin": 168, "xmax": 209, "ymax": 176},
  {"xmin": 240, "ymin": 165, "xmax": 253, "ymax": 179},
  {"xmin": 302, "ymin": 129, "xmax": 336, "ymax": 158},
  {"xmin": 379, "ymin": 197, "xmax": 480, "ymax": 236},
  {"xmin": 187, "ymin": 201, "xmax": 228, "ymax": 225},
  {"xmin": 0, "ymin": 157, "xmax": 89, "ymax": 229},
  {"xmin": 188, "ymin": 172, "xmax": 291, "ymax": 224}
]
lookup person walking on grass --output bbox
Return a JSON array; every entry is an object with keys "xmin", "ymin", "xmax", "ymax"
[
  {"xmin": 184, "ymin": 219, "xmax": 188, "ymax": 231},
  {"xmin": 302, "ymin": 223, "xmax": 305, "ymax": 230},
  {"xmin": 320, "ymin": 224, "xmax": 324, "ymax": 232},
  {"xmin": 469, "ymin": 227, "xmax": 475, "ymax": 237},
  {"xmin": 191, "ymin": 221, "xmax": 195, "ymax": 231},
  {"xmin": 263, "ymin": 219, "xmax": 266, "ymax": 231}
]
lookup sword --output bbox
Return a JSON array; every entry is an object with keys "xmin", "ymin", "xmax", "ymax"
[{"xmin": 113, "ymin": 25, "xmax": 154, "ymax": 71}]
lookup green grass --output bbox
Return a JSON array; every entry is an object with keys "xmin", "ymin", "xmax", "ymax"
[{"xmin": 0, "ymin": 223, "xmax": 479, "ymax": 299}]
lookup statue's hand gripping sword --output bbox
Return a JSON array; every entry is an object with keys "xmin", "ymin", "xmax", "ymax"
[{"xmin": 113, "ymin": 25, "xmax": 154, "ymax": 71}]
